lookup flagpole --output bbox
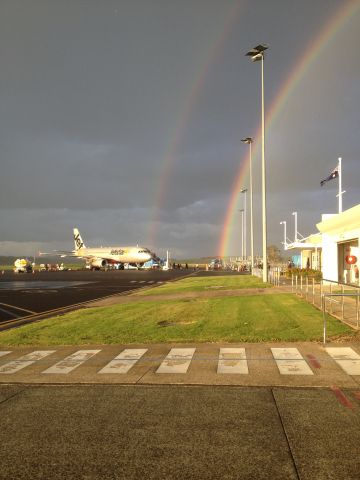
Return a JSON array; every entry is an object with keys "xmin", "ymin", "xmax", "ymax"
[{"xmin": 338, "ymin": 157, "xmax": 342, "ymax": 214}]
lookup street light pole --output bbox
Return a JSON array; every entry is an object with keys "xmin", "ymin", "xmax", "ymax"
[
  {"xmin": 246, "ymin": 44, "xmax": 268, "ymax": 282},
  {"xmin": 241, "ymin": 189, "xmax": 247, "ymax": 260},
  {"xmin": 292, "ymin": 211, "xmax": 298, "ymax": 242},
  {"xmin": 241, "ymin": 138, "xmax": 254, "ymax": 271},
  {"xmin": 280, "ymin": 221, "xmax": 287, "ymax": 249},
  {"xmin": 239, "ymin": 209, "xmax": 244, "ymax": 259}
]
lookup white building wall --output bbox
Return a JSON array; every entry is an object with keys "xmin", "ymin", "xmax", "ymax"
[{"xmin": 321, "ymin": 234, "xmax": 338, "ymax": 282}]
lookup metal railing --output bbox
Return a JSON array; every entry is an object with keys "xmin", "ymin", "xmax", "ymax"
[
  {"xmin": 322, "ymin": 293, "xmax": 360, "ymax": 344},
  {"xmin": 253, "ymin": 266, "xmax": 283, "ymax": 286},
  {"xmin": 292, "ymin": 275, "xmax": 360, "ymax": 329}
]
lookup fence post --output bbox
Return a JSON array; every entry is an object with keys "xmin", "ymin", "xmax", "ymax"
[
  {"xmin": 329, "ymin": 283, "xmax": 332, "ymax": 314},
  {"xmin": 300, "ymin": 275, "xmax": 303, "ymax": 297},
  {"xmin": 320, "ymin": 280, "xmax": 322, "ymax": 308},
  {"xmin": 341, "ymin": 284, "xmax": 344, "ymax": 321},
  {"xmin": 291, "ymin": 274, "xmax": 294, "ymax": 293},
  {"xmin": 295, "ymin": 275, "xmax": 298, "ymax": 294},
  {"xmin": 322, "ymin": 294, "xmax": 327, "ymax": 345},
  {"xmin": 306, "ymin": 277, "xmax": 309, "ymax": 300},
  {"xmin": 312, "ymin": 278, "xmax": 315, "ymax": 305},
  {"xmin": 357, "ymin": 294, "xmax": 359, "ymax": 329}
]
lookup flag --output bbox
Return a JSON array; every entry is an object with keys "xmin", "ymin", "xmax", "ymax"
[{"xmin": 320, "ymin": 166, "xmax": 339, "ymax": 187}]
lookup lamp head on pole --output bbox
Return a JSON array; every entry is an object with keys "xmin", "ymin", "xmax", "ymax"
[
  {"xmin": 241, "ymin": 137, "xmax": 253, "ymax": 144},
  {"xmin": 246, "ymin": 44, "xmax": 268, "ymax": 62},
  {"xmin": 240, "ymin": 188, "xmax": 247, "ymax": 194}
]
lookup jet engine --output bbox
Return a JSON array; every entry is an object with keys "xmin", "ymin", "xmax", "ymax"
[{"xmin": 90, "ymin": 259, "xmax": 108, "ymax": 270}]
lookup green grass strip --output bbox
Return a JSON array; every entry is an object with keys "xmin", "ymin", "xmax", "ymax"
[
  {"xmin": 137, "ymin": 274, "xmax": 271, "ymax": 296},
  {"xmin": 0, "ymin": 294, "xmax": 350, "ymax": 346}
]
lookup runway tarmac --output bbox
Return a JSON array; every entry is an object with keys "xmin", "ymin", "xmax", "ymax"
[{"xmin": 0, "ymin": 269, "xmax": 190, "ymax": 325}]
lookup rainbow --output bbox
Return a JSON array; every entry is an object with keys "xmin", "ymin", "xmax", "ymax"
[
  {"xmin": 146, "ymin": 0, "xmax": 245, "ymax": 247},
  {"xmin": 218, "ymin": 0, "xmax": 360, "ymax": 257}
]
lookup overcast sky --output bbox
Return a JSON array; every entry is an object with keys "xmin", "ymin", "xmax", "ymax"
[{"xmin": 1, "ymin": 0, "xmax": 359, "ymax": 259}]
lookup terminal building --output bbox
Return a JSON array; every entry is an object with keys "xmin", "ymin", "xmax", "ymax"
[{"xmin": 285, "ymin": 203, "xmax": 360, "ymax": 285}]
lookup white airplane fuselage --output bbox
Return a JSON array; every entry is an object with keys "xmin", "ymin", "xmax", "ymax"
[{"xmin": 76, "ymin": 246, "xmax": 152, "ymax": 265}]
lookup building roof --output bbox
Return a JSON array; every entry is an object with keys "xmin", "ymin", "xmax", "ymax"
[{"xmin": 316, "ymin": 204, "xmax": 360, "ymax": 235}]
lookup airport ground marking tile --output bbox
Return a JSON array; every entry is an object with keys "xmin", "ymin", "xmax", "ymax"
[
  {"xmin": 217, "ymin": 348, "xmax": 249, "ymax": 374},
  {"xmin": 156, "ymin": 348, "xmax": 196, "ymax": 374},
  {"xmin": 0, "ymin": 351, "xmax": 55, "ymax": 374},
  {"xmin": 42, "ymin": 350, "xmax": 101, "ymax": 374},
  {"xmin": 98, "ymin": 348, "xmax": 148, "ymax": 374},
  {"xmin": 0, "ymin": 351, "xmax": 11, "ymax": 358},
  {"xmin": 271, "ymin": 347, "xmax": 314, "ymax": 375},
  {"xmin": 325, "ymin": 347, "xmax": 360, "ymax": 376}
]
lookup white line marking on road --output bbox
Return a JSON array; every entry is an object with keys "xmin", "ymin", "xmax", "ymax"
[
  {"xmin": 271, "ymin": 348, "xmax": 313, "ymax": 375},
  {"xmin": 0, "ymin": 351, "xmax": 55, "ymax": 374},
  {"xmin": 148, "ymin": 281, "xmax": 155, "ymax": 284},
  {"xmin": 139, "ymin": 281, "xmax": 146, "ymax": 284},
  {"xmin": 0, "ymin": 351, "xmax": 11, "ymax": 358},
  {"xmin": 130, "ymin": 280, "xmax": 137, "ymax": 283},
  {"xmin": 0, "ymin": 302, "xmax": 37, "ymax": 314},
  {"xmin": 217, "ymin": 348, "xmax": 248, "ymax": 374},
  {"xmin": 98, "ymin": 349, "xmax": 148, "ymax": 374},
  {"xmin": 42, "ymin": 350, "xmax": 101, "ymax": 374},
  {"xmin": 157, "ymin": 348, "xmax": 196, "ymax": 374},
  {"xmin": 325, "ymin": 347, "xmax": 360, "ymax": 376},
  {"xmin": 156, "ymin": 281, "xmax": 164, "ymax": 284},
  {"xmin": 0, "ymin": 307, "xmax": 19, "ymax": 318}
]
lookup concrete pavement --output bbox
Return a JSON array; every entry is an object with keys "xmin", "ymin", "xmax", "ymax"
[{"xmin": 0, "ymin": 384, "xmax": 359, "ymax": 479}]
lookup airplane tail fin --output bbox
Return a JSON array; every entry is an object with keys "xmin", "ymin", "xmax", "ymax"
[{"xmin": 73, "ymin": 228, "xmax": 86, "ymax": 251}]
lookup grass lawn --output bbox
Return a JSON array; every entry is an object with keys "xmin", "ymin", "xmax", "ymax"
[
  {"xmin": 0, "ymin": 294, "xmax": 351, "ymax": 346},
  {"xmin": 137, "ymin": 274, "xmax": 271, "ymax": 296}
]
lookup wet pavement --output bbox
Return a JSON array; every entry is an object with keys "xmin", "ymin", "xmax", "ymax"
[{"xmin": 0, "ymin": 269, "xmax": 189, "ymax": 324}]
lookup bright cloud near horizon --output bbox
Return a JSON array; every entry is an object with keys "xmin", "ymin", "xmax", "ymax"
[{"xmin": 0, "ymin": 0, "xmax": 359, "ymax": 259}]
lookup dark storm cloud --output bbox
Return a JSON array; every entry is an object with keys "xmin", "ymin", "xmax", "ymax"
[{"xmin": 0, "ymin": 0, "xmax": 359, "ymax": 257}]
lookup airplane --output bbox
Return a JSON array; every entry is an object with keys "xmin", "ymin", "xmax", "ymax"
[{"xmin": 42, "ymin": 228, "xmax": 156, "ymax": 270}]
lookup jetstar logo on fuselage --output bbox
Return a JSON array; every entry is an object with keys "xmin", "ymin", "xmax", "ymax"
[{"xmin": 110, "ymin": 249, "xmax": 125, "ymax": 256}]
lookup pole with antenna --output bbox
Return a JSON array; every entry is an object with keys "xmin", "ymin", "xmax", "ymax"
[{"xmin": 337, "ymin": 157, "xmax": 345, "ymax": 214}]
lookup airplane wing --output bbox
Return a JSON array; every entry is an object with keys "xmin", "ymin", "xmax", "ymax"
[{"xmin": 39, "ymin": 250, "xmax": 77, "ymax": 258}]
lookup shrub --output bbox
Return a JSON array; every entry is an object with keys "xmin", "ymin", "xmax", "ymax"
[{"xmin": 286, "ymin": 267, "xmax": 322, "ymax": 280}]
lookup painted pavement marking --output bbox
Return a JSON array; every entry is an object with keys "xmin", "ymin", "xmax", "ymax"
[
  {"xmin": 330, "ymin": 385, "xmax": 353, "ymax": 409},
  {"xmin": 217, "ymin": 348, "xmax": 248, "ymax": 374},
  {"xmin": 130, "ymin": 280, "xmax": 137, "ymax": 283},
  {"xmin": 0, "ymin": 351, "xmax": 11, "ymax": 358},
  {"xmin": 42, "ymin": 350, "xmax": 101, "ymax": 374},
  {"xmin": 306, "ymin": 354, "xmax": 321, "ymax": 369},
  {"xmin": 0, "ymin": 302, "xmax": 37, "ymax": 314},
  {"xmin": 98, "ymin": 349, "xmax": 148, "ymax": 374},
  {"xmin": 271, "ymin": 348, "xmax": 314, "ymax": 375},
  {"xmin": 0, "ymin": 351, "xmax": 55, "ymax": 374},
  {"xmin": 157, "ymin": 348, "xmax": 196, "ymax": 374},
  {"xmin": 325, "ymin": 347, "xmax": 360, "ymax": 376}
]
